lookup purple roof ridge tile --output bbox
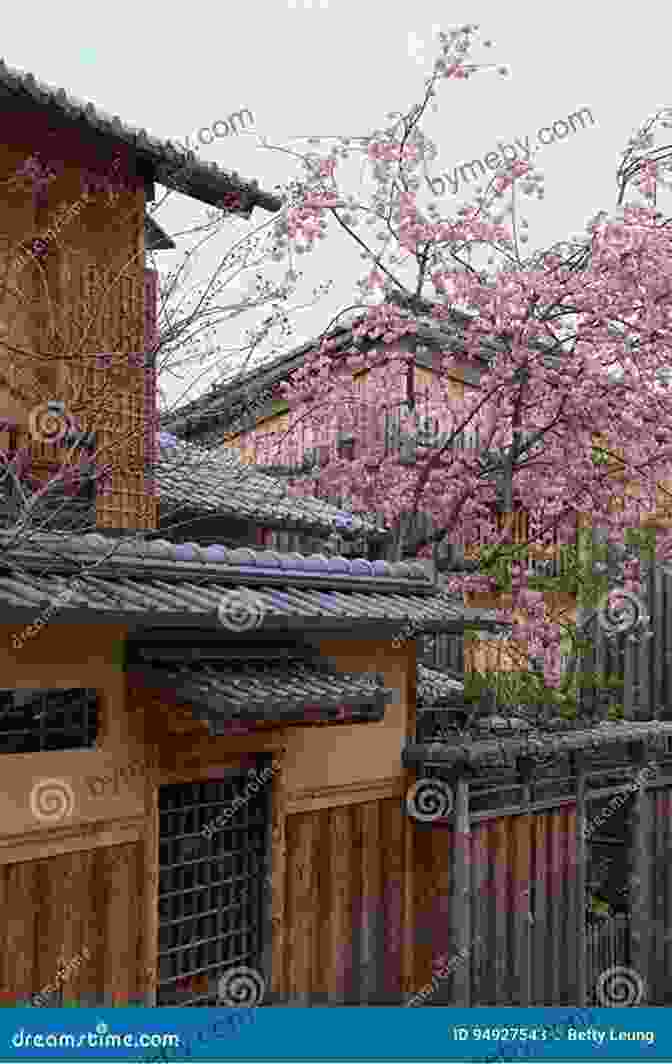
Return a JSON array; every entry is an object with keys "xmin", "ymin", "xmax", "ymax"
[
  {"xmin": 173, "ymin": 542, "xmax": 202, "ymax": 562},
  {"xmin": 255, "ymin": 551, "xmax": 283, "ymax": 568},
  {"xmin": 327, "ymin": 556, "xmax": 350, "ymax": 574},
  {"xmin": 301, "ymin": 554, "xmax": 331, "ymax": 572},
  {"xmin": 350, "ymin": 559, "xmax": 373, "ymax": 577},
  {"xmin": 278, "ymin": 552, "xmax": 308, "ymax": 569},
  {"xmin": 203, "ymin": 544, "xmax": 230, "ymax": 564}
]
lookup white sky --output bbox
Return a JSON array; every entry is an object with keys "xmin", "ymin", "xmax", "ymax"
[{"xmin": 6, "ymin": 0, "xmax": 672, "ymax": 417}]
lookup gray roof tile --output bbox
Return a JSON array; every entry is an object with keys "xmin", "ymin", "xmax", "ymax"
[
  {"xmin": 417, "ymin": 664, "xmax": 465, "ymax": 707},
  {"xmin": 156, "ymin": 433, "xmax": 387, "ymax": 536},
  {"xmin": 0, "ymin": 58, "xmax": 281, "ymax": 216},
  {"xmin": 134, "ymin": 659, "xmax": 390, "ymax": 730},
  {"xmin": 0, "ymin": 529, "xmax": 504, "ymax": 635}
]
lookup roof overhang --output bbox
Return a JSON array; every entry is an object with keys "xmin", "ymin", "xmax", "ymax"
[
  {"xmin": 403, "ymin": 720, "xmax": 672, "ymax": 777},
  {"xmin": 128, "ymin": 659, "xmax": 392, "ymax": 733},
  {"xmin": 0, "ymin": 58, "xmax": 282, "ymax": 217},
  {"xmin": 144, "ymin": 213, "xmax": 175, "ymax": 251}
]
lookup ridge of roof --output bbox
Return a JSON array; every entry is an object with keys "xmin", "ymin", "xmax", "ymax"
[
  {"xmin": 161, "ymin": 294, "xmax": 571, "ymax": 442},
  {"xmin": 160, "ymin": 308, "xmax": 496, "ymax": 435},
  {"xmin": 0, "ymin": 58, "xmax": 282, "ymax": 216},
  {"xmin": 0, "ymin": 527, "xmax": 434, "ymax": 587}
]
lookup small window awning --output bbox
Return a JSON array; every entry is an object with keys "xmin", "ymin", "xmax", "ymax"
[{"xmin": 130, "ymin": 659, "xmax": 393, "ymax": 733}]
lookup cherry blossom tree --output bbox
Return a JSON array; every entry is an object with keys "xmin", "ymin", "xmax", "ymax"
[{"xmin": 250, "ymin": 23, "xmax": 672, "ymax": 719}]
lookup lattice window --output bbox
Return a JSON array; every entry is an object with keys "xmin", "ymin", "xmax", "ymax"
[
  {"xmin": 0, "ymin": 689, "xmax": 98, "ymax": 753},
  {"xmin": 157, "ymin": 767, "xmax": 271, "ymax": 1007}
]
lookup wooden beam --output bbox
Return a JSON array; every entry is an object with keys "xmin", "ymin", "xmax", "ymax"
[
  {"xmin": 574, "ymin": 752, "xmax": 587, "ymax": 1006},
  {"xmin": 269, "ymin": 749, "xmax": 288, "ymax": 1004},
  {"xmin": 143, "ymin": 741, "xmax": 159, "ymax": 1007},
  {"xmin": 630, "ymin": 741, "xmax": 653, "ymax": 1002},
  {"xmin": 452, "ymin": 777, "xmax": 471, "ymax": 1005}
]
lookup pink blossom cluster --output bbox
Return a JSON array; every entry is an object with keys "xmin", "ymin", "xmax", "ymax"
[{"xmin": 251, "ymin": 27, "xmax": 672, "ymax": 689}]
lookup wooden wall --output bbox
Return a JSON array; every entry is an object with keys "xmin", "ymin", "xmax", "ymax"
[
  {"xmin": 281, "ymin": 796, "xmax": 412, "ymax": 1004},
  {"xmin": 0, "ymin": 842, "xmax": 145, "ymax": 1005},
  {"xmin": 633, "ymin": 783, "xmax": 672, "ymax": 1004},
  {"xmin": 410, "ymin": 802, "xmax": 581, "ymax": 1007},
  {"xmin": 277, "ymin": 792, "xmax": 583, "ymax": 1007},
  {"xmin": 0, "ymin": 108, "xmax": 154, "ymax": 531}
]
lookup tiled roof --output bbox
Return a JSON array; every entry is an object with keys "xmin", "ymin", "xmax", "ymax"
[
  {"xmin": 156, "ymin": 432, "xmax": 388, "ymax": 536},
  {"xmin": 160, "ymin": 307, "xmax": 494, "ymax": 442},
  {"xmin": 0, "ymin": 529, "xmax": 507, "ymax": 635},
  {"xmin": 131, "ymin": 659, "xmax": 392, "ymax": 733},
  {"xmin": 0, "ymin": 58, "xmax": 281, "ymax": 216},
  {"xmin": 416, "ymin": 664, "xmax": 464, "ymax": 707},
  {"xmin": 404, "ymin": 719, "xmax": 672, "ymax": 775},
  {"xmin": 161, "ymin": 297, "xmax": 570, "ymax": 445}
]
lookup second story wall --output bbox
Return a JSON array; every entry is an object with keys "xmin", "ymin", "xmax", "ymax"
[{"xmin": 0, "ymin": 104, "xmax": 156, "ymax": 531}]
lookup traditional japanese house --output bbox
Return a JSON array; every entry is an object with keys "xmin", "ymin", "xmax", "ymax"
[
  {"xmin": 1, "ymin": 525, "xmax": 501, "ymax": 1006},
  {"xmin": 163, "ymin": 285, "xmax": 672, "ymax": 1006},
  {"xmin": 0, "ymin": 58, "xmax": 504, "ymax": 1010}
]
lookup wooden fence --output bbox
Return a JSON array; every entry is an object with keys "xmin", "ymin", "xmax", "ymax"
[{"xmin": 586, "ymin": 914, "xmax": 631, "ymax": 1004}]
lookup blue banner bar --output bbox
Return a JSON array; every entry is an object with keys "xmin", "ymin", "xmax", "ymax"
[{"xmin": 0, "ymin": 1007, "xmax": 669, "ymax": 1061}]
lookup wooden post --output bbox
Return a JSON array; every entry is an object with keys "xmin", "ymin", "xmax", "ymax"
[
  {"xmin": 452, "ymin": 777, "xmax": 471, "ymax": 1006},
  {"xmin": 401, "ymin": 641, "xmax": 416, "ymax": 1002},
  {"xmin": 269, "ymin": 749, "xmax": 288, "ymax": 1005},
  {"xmin": 630, "ymin": 741, "xmax": 652, "ymax": 1002},
  {"xmin": 574, "ymin": 752, "xmax": 587, "ymax": 1006},
  {"xmin": 143, "ymin": 741, "xmax": 159, "ymax": 1007}
]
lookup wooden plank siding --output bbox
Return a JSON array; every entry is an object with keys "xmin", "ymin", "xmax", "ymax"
[
  {"xmin": 407, "ymin": 801, "xmax": 580, "ymax": 1006},
  {"xmin": 0, "ymin": 842, "xmax": 145, "ymax": 1006},
  {"xmin": 283, "ymin": 796, "xmax": 409, "ymax": 1005}
]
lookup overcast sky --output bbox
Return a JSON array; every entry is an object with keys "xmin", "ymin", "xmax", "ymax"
[{"xmin": 6, "ymin": 0, "xmax": 672, "ymax": 417}]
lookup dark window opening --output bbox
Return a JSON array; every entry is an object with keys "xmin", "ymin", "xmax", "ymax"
[
  {"xmin": 157, "ymin": 765, "xmax": 271, "ymax": 1007},
  {"xmin": 0, "ymin": 688, "xmax": 98, "ymax": 753}
]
